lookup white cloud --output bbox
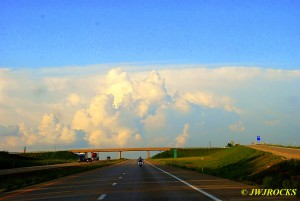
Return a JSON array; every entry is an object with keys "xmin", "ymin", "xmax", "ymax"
[
  {"xmin": 44, "ymin": 77, "xmax": 69, "ymax": 91},
  {"xmin": 0, "ymin": 66, "xmax": 299, "ymax": 151},
  {"xmin": 142, "ymin": 108, "xmax": 166, "ymax": 129},
  {"xmin": 173, "ymin": 96, "xmax": 191, "ymax": 113},
  {"xmin": 0, "ymin": 69, "xmax": 8, "ymax": 102},
  {"xmin": 68, "ymin": 69, "xmax": 173, "ymax": 148},
  {"xmin": 229, "ymin": 121, "xmax": 245, "ymax": 132},
  {"xmin": 105, "ymin": 68, "xmax": 133, "ymax": 108},
  {"xmin": 18, "ymin": 123, "xmax": 38, "ymax": 146},
  {"xmin": 0, "ymin": 113, "xmax": 78, "ymax": 150},
  {"xmin": 132, "ymin": 70, "xmax": 169, "ymax": 104},
  {"xmin": 159, "ymin": 67, "xmax": 300, "ymax": 94},
  {"xmin": 87, "ymin": 94, "xmax": 118, "ymax": 127},
  {"xmin": 67, "ymin": 93, "xmax": 81, "ymax": 105},
  {"xmin": 183, "ymin": 92, "xmax": 240, "ymax": 113},
  {"xmin": 135, "ymin": 101, "xmax": 150, "ymax": 117},
  {"xmin": 72, "ymin": 110, "xmax": 91, "ymax": 131},
  {"xmin": 38, "ymin": 113, "xmax": 77, "ymax": 145},
  {"xmin": 175, "ymin": 124, "xmax": 190, "ymax": 147},
  {"xmin": 71, "ymin": 89, "xmax": 141, "ymax": 147}
]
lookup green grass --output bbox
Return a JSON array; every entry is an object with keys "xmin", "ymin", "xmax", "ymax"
[
  {"xmin": 0, "ymin": 151, "xmax": 78, "ymax": 169},
  {"xmin": 153, "ymin": 146, "xmax": 300, "ymax": 193},
  {"xmin": 20, "ymin": 151, "xmax": 78, "ymax": 160},
  {"xmin": 0, "ymin": 159, "xmax": 126, "ymax": 193},
  {"xmin": 152, "ymin": 148, "xmax": 223, "ymax": 159},
  {"xmin": 154, "ymin": 146, "xmax": 281, "ymax": 179}
]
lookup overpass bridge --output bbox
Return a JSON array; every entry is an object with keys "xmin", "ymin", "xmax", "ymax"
[{"xmin": 70, "ymin": 147, "xmax": 171, "ymax": 159}]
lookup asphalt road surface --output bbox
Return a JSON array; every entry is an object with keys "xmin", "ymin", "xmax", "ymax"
[
  {"xmin": 0, "ymin": 160, "xmax": 298, "ymax": 201},
  {"xmin": 248, "ymin": 145, "xmax": 300, "ymax": 159}
]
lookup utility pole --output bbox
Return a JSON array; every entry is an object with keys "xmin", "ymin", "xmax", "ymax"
[{"xmin": 209, "ymin": 141, "xmax": 211, "ymax": 148}]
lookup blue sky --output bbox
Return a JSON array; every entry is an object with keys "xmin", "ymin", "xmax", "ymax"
[
  {"xmin": 0, "ymin": 0, "xmax": 299, "ymax": 69},
  {"xmin": 0, "ymin": 1, "xmax": 300, "ymax": 153}
]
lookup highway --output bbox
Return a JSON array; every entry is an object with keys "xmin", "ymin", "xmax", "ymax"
[{"xmin": 0, "ymin": 160, "xmax": 297, "ymax": 201}]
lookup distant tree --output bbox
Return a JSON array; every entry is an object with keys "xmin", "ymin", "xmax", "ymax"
[{"xmin": 227, "ymin": 142, "xmax": 233, "ymax": 148}]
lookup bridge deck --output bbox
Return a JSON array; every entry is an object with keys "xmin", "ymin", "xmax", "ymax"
[{"xmin": 70, "ymin": 147, "xmax": 171, "ymax": 153}]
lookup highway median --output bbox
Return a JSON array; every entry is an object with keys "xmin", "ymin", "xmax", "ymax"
[{"xmin": 0, "ymin": 151, "xmax": 126, "ymax": 193}]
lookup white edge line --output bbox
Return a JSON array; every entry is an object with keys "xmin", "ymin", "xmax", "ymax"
[
  {"xmin": 97, "ymin": 194, "xmax": 106, "ymax": 200},
  {"xmin": 146, "ymin": 161, "xmax": 222, "ymax": 201}
]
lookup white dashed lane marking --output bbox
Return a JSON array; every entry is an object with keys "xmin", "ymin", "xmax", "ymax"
[{"xmin": 97, "ymin": 194, "xmax": 106, "ymax": 200}]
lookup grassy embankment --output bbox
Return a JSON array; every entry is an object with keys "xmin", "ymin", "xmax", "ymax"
[
  {"xmin": 0, "ymin": 151, "xmax": 78, "ymax": 169},
  {"xmin": 0, "ymin": 151, "xmax": 126, "ymax": 192},
  {"xmin": 152, "ymin": 146, "xmax": 300, "ymax": 190}
]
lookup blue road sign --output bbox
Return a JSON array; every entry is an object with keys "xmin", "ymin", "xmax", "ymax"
[{"xmin": 257, "ymin": 136, "xmax": 261, "ymax": 141}]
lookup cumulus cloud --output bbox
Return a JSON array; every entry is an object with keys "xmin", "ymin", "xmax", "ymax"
[
  {"xmin": 71, "ymin": 95, "xmax": 139, "ymax": 147},
  {"xmin": 44, "ymin": 77, "xmax": 69, "ymax": 91},
  {"xmin": 69, "ymin": 69, "xmax": 170, "ymax": 148},
  {"xmin": 142, "ymin": 108, "xmax": 166, "ymax": 129},
  {"xmin": 0, "ymin": 113, "xmax": 78, "ymax": 150},
  {"xmin": 67, "ymin": 93, "xmax": 81, "ymax": 105},
  {"xmin": 39, "ymin": 113, "xmax": 77, "ymax": 144},
  {"xmin": 132, "ymin": 71, "xmax": 169, "ymax": 104},
  {"xmin": 72, "ymin": 110, "xmax": 91, "ymax": 131},
  {"xmin": 175, "ymin": 124, "xmax": 190, "ymax": 147},
  {"xmin": 105, "ymin": 68, "xmax": 133, "ymax": 108},
  {"xmin": 0, "ymin": 66, "xmax": 299, "ymax": 151},
  {"xmin": 172, "ymin": 96, "xmax": 191, "ymax": 113},
  {"xmin": 183, "ymin": 92, "xmax": 240, "ymax": 113}
]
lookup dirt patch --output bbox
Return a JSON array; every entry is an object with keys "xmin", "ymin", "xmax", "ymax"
[{"xmin": 248, "ymin": 145, "xmax": 300, "ymax": 159}]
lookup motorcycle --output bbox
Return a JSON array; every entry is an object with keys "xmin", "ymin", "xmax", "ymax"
[
  {"xmin": 137, "ymin": 156, "xmax": 144, "ymax": 166},
  {"xmin": 137, "ymin": 160, "xmax": 143, "ymax": 166}
]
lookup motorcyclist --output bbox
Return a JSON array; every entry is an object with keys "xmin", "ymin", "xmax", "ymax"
[{"xmin": 137, "ymin": 156, "xmax": 144, "ymax": 165}]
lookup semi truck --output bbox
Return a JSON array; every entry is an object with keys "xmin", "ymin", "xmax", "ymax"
[
  {"xmin": 78, "ymin": 153, "xmax": 86, "ymax": 162},
  {"xmin": 91, "ymin": 152, "xmax": 99, "ymax": 161},
  {"xmin": 77, "ymin": 152, "xmax": 99, "ymax": 162}
]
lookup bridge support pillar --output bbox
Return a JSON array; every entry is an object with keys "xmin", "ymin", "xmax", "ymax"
[
  {"xmin": 119, "ymin": 151, "xmax": 122, "ymax": 159},
  {"xmin": 147, "ymin": 150, "xmax": 150, "ymax": 159}
]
